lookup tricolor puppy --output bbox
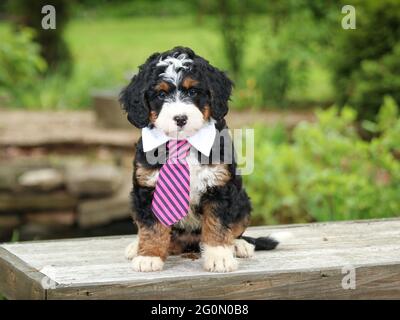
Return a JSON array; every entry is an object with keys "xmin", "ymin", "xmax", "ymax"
[{"xmin": 120, "ymin": 47, "xmax": 282, "ymax": 273}]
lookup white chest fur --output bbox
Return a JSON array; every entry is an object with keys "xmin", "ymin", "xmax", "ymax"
[
  {"xmin": 187, "ymin": 151, "xmax": 221, "ymax": 205},
  {"xmin": 140, "ymin": 151, "xmax": 227, "ymax": 230},
  {"xmin": 176, "ymin": 151, "xmax": 227, "ymax": 230}
]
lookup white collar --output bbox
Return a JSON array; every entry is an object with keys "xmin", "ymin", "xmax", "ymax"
[{"xmin": 142, "ymin": 120, "xmax": 216, "ymax": 156}]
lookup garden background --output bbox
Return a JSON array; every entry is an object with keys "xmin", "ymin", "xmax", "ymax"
[{"xmin": 0, "ymin": 0, "xmax": 399, "ymax": 245}]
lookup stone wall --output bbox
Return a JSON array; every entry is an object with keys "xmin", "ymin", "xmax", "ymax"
[{"xmin": 0, "ymin": 159, "xmax": 135, "ymax": 241}]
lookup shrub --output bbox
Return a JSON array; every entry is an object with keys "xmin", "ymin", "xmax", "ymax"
[
  {"xmin": 332, "ymin": 0, "xmax": 400, "ymax": 120},
  {"xmin": 244, "ymin": 98, "xmax": 400, "ymax": 225},
  {"xmin": 215, "ymin": 0, "xmax": 248, "ymax": 79},
  {"xmin": 255, "ymin": 0, "xmax": 337, "ymax": 107},
  {"xmin": 7, "ymin": 0, "xmax": 73, "ymax": 75},
  {"xmin": 0, "ymin": 27, "xmax": 47, "ymax": 107}
]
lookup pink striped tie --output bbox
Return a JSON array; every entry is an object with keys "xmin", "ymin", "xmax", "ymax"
[{"xmin": 152, "ymin": 140, "xmax": 191, "ymax": 226}]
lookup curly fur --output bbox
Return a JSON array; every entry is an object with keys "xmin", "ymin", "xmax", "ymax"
[
  {"xmin": 120, "ymin": 47, "xmax": 233, "ymax": 128},
  {"xmin": 121, "ymin": 46, "xmax": 279, "ymax": 272}
]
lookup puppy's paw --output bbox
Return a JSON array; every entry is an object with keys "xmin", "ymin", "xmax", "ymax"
[
  {"xmin": 234, "ymin": 239, "xmax": 255, "ymax": 258},
  {"xmin": 202, "ymin": 245, "xmax": 238, "ymax": 273},
  {"xmin": 124, "ymin": 239, "xmax": 139, "ymax": 260},
  {"xmin": 131, "ymin": 255, "xmax": 164, "ymax": 272}
]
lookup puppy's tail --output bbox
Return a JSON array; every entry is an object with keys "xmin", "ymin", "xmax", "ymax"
[{"xmin": 241, "ymin": 231, "xmax": 293, "ymax": 251}]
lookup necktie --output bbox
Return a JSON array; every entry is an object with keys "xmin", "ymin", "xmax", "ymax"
[{"xmin": 151, "ymin": 140, "xmax": 191, "ymax": 226}]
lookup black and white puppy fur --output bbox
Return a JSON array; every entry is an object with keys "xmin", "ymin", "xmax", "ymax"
[{"xmin": 120, "ymin": 47, "xmax": 282, "ymax": 273}]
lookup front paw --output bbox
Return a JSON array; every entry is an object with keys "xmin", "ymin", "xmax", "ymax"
[
  {"xmin": 202, "ymin": 245, "xmax": 238, "ymax": 272},
  {"xmin": 234, "ymin": 239, "xmax": 255, "ymax": 258},
  {"xmin": 131, "ymin": 255, "xmax": 164, "ymax": 272},
  {"xmin": 124, "ymin": 239, "xmax": 138, "ymax": 260}
]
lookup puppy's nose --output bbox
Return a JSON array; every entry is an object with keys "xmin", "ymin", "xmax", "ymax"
[{"xmin": 173, "ymin": 115, "xmax": 188, "ymax": 127}]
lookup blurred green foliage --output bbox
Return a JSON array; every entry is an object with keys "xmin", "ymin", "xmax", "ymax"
[
  {"xmin": 255, "ymin": 0, "xmax": 337, "ymax": 107},
  {"xmin": 7, "ymin": 0, "xmax": 73, "ymax": 75},
  {"xmin": 332, "ymin": 0, "xmax": 400, "ymax": 120},
  {"xmin": 73, "ymin": 0, "xmax": 195, "ymax": 18},
  {"xmin": 0, "ymin": 27, "xmax": 47, "ymax": 107},
  {"xmin": 245, "ymin": 98, "xmax": 400, "ymax": 224},
  {"xmin": 10, "ymin": 229, "xmax": 20, "ymax": 243},
  {"xmin": 0, "ymin": 1, "xmax": 335, "ymax": 109},
  {"xmin": 216, "ymin": 0, "xmax": 248, "ymax": 79},
  {"xmin": 0, "ymin": 0, "xmax": 398, "ymax": 115}
]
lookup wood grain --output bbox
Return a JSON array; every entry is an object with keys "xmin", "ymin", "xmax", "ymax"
[
  {"xmin": 1, "ymin": 218, "xmax": 400, "ymax": 299},
  {"xmin": 0, "ymin": 247, "xmax": 46, "ymax": 299}
]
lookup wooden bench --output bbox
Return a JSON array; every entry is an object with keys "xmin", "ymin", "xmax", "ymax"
[{"xmin": 1, "ymin": 218, "xmax": 400, "ymax": 300}]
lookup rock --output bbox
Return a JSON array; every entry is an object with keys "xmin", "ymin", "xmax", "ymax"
[
  {"xmin": 0, "ymin": 167, "xmax": 18, "ymax": 191},
  {"xmin": 18, "ymin": 168, "xmax": 64, "ymax": 191},
  {"xmin": 24, "ymin": 211, "xmax": 76, "ymax": 226},
  {"xmin": 77, "ymin": 181, "xmax": 131, "ymax": 228},
  {"xmin": 0, "ymin": 158, "xmax": 54, "ymax": 191},
  {"xmin": 0, "ymin": 192, "xmax": 77, "ymax": 212},
  {"xmin": 92, "ymin": 90, "xmax": 132, "ymax": 129},
  {"xmin": 66, "ymin": 164, "xmax": 123, "ymax": 197},
  {"xmin": 0, "ymin": 110, "xmax": 138, "ymax": 149}
]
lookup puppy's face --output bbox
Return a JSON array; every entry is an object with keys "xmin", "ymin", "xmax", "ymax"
[
  {"xmin": 120, "ymin": 47, "xmax": 233, "ymax": 138},
  {"xmin": 148, "ymin": 56, "xmax": 209, "ymax": 138}
]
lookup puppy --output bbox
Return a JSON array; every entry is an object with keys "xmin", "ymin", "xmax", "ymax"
[{"xmin": 120, "ymin": 46, "xmax": 281, "ymax": 273}]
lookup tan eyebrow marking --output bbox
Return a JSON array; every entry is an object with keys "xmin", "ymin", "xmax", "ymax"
[
  {"xmin": 155, "ymin": 81, "xmax": 170, "ymax": 92},
  {"xmin": 182, "ymin": 77, "xmax": 199, "ymax": 89}
]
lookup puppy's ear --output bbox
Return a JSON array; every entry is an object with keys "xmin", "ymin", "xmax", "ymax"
[
  {"xmin": 205, "ymin": 65, "xmax": 233, "ymax": 120},
  {"xmin": 119, "ymin": 53, "xmax": 159, "ymax": 128}
]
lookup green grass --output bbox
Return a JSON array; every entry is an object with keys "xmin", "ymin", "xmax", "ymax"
[
  {"xmin": 68, "ymin": 17, "xmax": 224, "ymax": 73},
  {"xmin": 60, "ymin": 15, "xmax": 230, "ymax": 108},
  {"xmin": 1, "ymin": 14, "xmax": 334, "ymax": 109}
]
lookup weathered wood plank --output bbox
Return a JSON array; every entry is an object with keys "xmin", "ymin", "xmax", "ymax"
[
  {"xmin": 0, "ymin": 110, "xmax": 139, "ymax": 149},
  {"xmin": 0, "ymin": 109, "xmax": 313, "ymax": 149},
  {"xmin": 46, "ymin": 263, "xmax": 400, "ymax": 300},
  {"xmin": 0, "ymin": 247, "xmax": 46, "ymax": 300},
  {"xmin": 1, "ymin": 218, "xmax": 400, "ymax": 299}
]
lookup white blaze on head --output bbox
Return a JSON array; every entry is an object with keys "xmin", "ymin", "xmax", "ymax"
[
  {"xmin": 155, "ymin": 53, "xmax": 204, "ymax": 139},
  {"xmin": 156, "ymin": 53, "xmax": 193, "ymax": 85}
]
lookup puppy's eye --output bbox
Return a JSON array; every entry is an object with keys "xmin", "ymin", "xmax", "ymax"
[
  {"xmin": 157, "ymin": 91, "xmax": 167, "ymax": 100},
  {"xmin": 187, "ymin": 88, "xmax": 197, "ymax": 97}
]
